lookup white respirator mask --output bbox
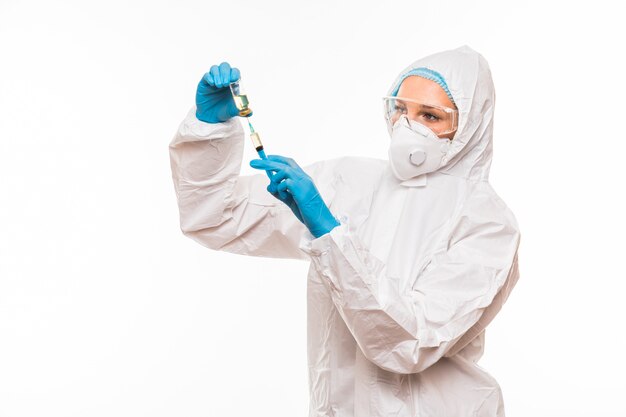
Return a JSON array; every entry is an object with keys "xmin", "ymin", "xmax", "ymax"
[{"xmin": 387, "ymin": 116, "xmax": 451, "ymax": 181}]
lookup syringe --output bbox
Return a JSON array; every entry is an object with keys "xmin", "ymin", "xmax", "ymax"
[
  {"xmin": 247, "ymin": 119, "xmax": 266, "ymax": 159},
  {"xmin": 230, "ymin": 80, "xmax": 273, "ymax": 179},
  {"xmin": 247, "ymin": 119, "xmax": 273, "ymax": 180}
]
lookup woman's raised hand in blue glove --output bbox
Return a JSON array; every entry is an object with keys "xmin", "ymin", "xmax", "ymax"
[
  {"xmin": 250, "ymin": 155, "xmax": 340, "ymax": 238},
  {"xmin": 196, "ymin": 62, "xmax": 244, "ymax": 123}
]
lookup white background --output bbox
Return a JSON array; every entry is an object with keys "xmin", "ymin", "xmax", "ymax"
[{"xmin": 1, "ymin": 1, "xmax": 625, "ymax": 416}]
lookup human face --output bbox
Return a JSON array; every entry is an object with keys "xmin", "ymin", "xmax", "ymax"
[{"xmin": 391, "ymin": 76, "xmax": 457, "ymax": 140}]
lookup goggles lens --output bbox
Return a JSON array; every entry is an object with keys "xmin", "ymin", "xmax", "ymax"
[{"xmin": 383, "ymin": 96, "xmax": 458, "ymax": 137}]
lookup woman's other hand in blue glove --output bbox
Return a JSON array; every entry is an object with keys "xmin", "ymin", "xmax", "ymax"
[{"xmin": 250, "ymin": 155, "xmax": 340, "ymax": 238}]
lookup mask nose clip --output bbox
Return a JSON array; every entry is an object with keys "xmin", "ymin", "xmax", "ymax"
[{"xmin": 399, "ymin": 114, "xmax": 411, "ymax": 128}]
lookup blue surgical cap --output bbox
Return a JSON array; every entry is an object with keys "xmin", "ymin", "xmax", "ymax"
[{"xmin": 392, "ymin": 67, "xmax": 455, "ymax": 105}]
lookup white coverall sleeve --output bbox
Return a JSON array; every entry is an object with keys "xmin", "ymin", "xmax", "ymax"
[
  {"xmin": 169, "ymin": 108, "xmax": 309, "ymax": 260},
  {"xmin": 300, "ymin": 194, "xmax": 520, "ymax": 374}
]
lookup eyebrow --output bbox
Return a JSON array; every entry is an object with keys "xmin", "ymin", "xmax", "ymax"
[
  {"xmin": 420, "ymin": 104, "xmax": 438, "ymax": 110},
  {"xmin": 396, "ymin": 101, "xmax": 444, "ymax": 112}
]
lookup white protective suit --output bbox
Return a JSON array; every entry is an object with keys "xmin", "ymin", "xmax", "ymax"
[{"xmin": 169, "ymin": 46, "xmax": 521, "ymax": 417}]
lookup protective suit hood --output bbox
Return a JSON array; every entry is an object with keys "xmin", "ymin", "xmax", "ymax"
[{"xmin": 387, "ymin": 45, "xmax": 495, "ymax": 182}]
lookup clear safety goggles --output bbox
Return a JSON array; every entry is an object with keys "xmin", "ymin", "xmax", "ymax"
[{"xmin": 383, "ymin": 96, "xmax": 458, "ymax": 137}]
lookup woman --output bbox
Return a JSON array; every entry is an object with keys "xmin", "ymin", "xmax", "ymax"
[{"xmin": 169, "ymin": 45, "xmax": 520, "ymax": 417}]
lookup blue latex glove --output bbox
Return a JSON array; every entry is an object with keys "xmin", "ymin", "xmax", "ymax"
[
  {"xmin": 196, "ymin": 62, "xmax": 247, "ymax": 123},
  {"xmin": 250, "ymin": 155, "xmax": 340, "ymax": 238}
]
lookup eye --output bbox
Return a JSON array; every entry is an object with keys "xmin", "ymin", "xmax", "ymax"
[
  {"xmin": 394, "ymin": 105, "xmax": 407, "ymax": 114},
  {"xmin": 423, "ymin": 112, "xmax": 440, "ymax": 122}
]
